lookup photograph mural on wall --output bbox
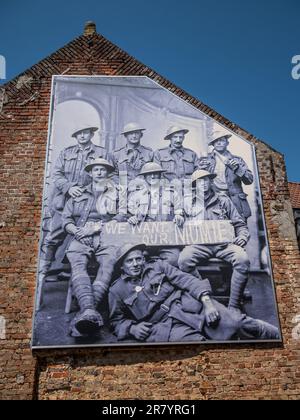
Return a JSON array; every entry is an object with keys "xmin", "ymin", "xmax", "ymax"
[{"xmin": 32, "ymin": 75, "xmax": 282, "ymax": 348}]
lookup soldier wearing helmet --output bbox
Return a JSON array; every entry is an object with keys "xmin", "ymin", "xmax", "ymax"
[
  {"xmin": 178, "ymin": 169, "xmax": 250, "ymax": 314},
  {"xmin": 61, "ymin": 158, "xmax": 121, "ymax": 336},
  {"xmin": 108, "ymin": 243, "xmax": 279, "ymax": 343},
  {"xmin": 111, "ymin": 122, "xmax": 154, "ymax": 184},
  {"xmin": 199, "ymin": 127, "xmax": 253, "ymax": 222},
  {"xmin": 154, "ymin": 126, "xmax": 199, "ymax": 182},
  {"xmin": 126, "ymin": 162, "xmax": 184, "ymax": 266},
  {"xmin": 39, "ymin": 125, "xmax": 109, "ymax": 293}
]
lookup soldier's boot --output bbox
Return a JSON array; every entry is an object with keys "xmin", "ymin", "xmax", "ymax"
[
  {"xmin": 72, "ymin": 276, "xmax": 103, "ymax": 335},
  {"xmin": 228, "ymin": 270, "xmax": 248, "ymax": 314},
  {"xmin": 240, "ymin": 317, "xmax": 280, "ymax": 340},
  {"xmin": 36, "ymin": 258, "xmax": 53, "ymax": 311},
  {"xmin": 40, "ymin": 245, "xmax": 59, "ymax": 283}
]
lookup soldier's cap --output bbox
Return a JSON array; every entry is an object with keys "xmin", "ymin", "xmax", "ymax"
[
  {"xmin": 191, "ymin": 169, "xmax": 217, "ymax": 184},
  {"xmin": 71, "ymin": 125, "xmax": 99, "ymax": 138},
  {"xmin": 139, "ymin": 162, "xmax": 166, "ymax": 176},
  {"xmin": 164, "ymin": 126, "xmax": 189, "ymax": 140},
  {"xmin": 116, "ymin": 243, "xmax": 147, "ymax": 267},
  {"xmin": 84, "ymin": 158, "xmax": 115, "ymax": 173},
  {"xmin": 208, "ymin": 129, "xmax": 232, "ymax": 146},
  {"xmin": 121, "ymin": 122, "xmax": 146, "ymax": 135}
]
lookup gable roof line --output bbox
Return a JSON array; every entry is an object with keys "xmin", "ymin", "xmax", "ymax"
[
  {"xmin": 0, "ymin": 32, "xmax": 282, "ymax": 156},
  {"xmin": 289, "ymin": 182, "xmax": 300, "ymax": 208}
]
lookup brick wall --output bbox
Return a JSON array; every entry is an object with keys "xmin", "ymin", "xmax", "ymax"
[{"xmin": 0, "ymin": 31, "xmax": 299, "ymax": 400}]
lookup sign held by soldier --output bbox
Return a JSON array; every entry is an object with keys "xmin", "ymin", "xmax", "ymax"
[{"xmin": 102, "ymin": 221, "xmax": 235, "ymax": 247}]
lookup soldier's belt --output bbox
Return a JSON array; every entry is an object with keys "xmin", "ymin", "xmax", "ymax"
[{"xmin": 149, "ymin": 290, "xmax": 181, "ymax": 323}]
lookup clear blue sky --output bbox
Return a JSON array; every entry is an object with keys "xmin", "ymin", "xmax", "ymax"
[{"xmin": 1, "ymin": 0, "xmax": 299, "ymax": 180}]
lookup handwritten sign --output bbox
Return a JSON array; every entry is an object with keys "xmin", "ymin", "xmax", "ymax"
[{"xmin": 102, "ymin": 220, "xmax": 235, "ymax": 247}]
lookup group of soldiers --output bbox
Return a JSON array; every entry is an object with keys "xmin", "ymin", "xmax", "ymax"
[{"xmin": 38, "ymin": 121, "xmax": 280, "ymax": 342}]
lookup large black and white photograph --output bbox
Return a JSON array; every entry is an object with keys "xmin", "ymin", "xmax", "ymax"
[{"xmin": 32, "ymin": 75, "xmax": 281, "ymax": 348}]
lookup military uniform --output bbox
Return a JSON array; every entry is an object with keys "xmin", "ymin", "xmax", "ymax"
[
  {"xmin": 128, "ymin": 179, "xmax": 183, "ymax": 222},
  {"xmin": 199, "ymin": 150, "xmax": 253, "ymax": 221},
  {"xmin": 178, "ymin": 190, "xmax": 250, "ymax": 311},
  {"xmin": 127, "ymin": 178, "xmax": 182, "ymax": 266},
  {"xmin": 62, "ymin": 181, "xmax": 120, "ymax": 334},
  {"xmin": 109, "ymin": 259, "xmax": 213, "ymax": 342},
  {"xmin": 109, "ymin": 258, "xmax": 279, "ymax": 342},
  {"xmin": 111, "ymin": 144, "xmax": 154, "ymax": 183},
  {"xmin": 43, "ymin": 143, "xmax": 108, "ymax": 262},
  {"xmin": 154, "ymin": 146, "xmax": 199, "ymax": 182}
]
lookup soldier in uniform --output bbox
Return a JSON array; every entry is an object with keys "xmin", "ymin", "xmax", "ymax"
[
  {"xmin": 154, "ymin": 126, "xmax": 199, "ymax": 183},
  {"xmin": 127, "ymin": 162, "xmax": 184, "ymax": 266},
  {"xmin": 108, "ymin": 243, "xmax": 279, "ymax": 343},
  {"xmin": 178, "ymin": 169, "xmax": 250, "ymax": 314},
  {"xmin": 61, "ymin": 158, "xmax": 119, "ymax": 336},
  {"xmin": 199, "ymin": 128, "xmax": 253, "ymax": 221},
  {"xmin": 111, "ymin": 122, "xmax": 154, "ymax": 184},
  {"xmin": 39, "ymin": 124, "xmax": 109, "ymax": 289}
]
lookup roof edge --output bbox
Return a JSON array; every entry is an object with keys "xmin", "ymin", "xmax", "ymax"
[{"xmin": 0, "ymin": 31, "xmax": 283, "ymax": 157}]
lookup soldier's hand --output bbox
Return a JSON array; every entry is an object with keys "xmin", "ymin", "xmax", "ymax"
[
  {"xmin": 228, "ymin": 158, "xmax": 239, "ymax": 170},
  {"xmin": 203, "ymin": 298, "xmax": 220, "ymax": 327},
  {"xmin": 130, "ymin": 322, "xmax": 152, "ymax": 340},
  {"xmin": 199, "ymin": 157, "xmax": 209, "ymax": 169},
  {"xmin": 79, "ymin": 237, "xmax": 92, "ymax": 246},
  {"xmin": 128, "ymin": 216, "xmax": 140, "ymax": 225},
  {"xmin": 69, "ymin": 186, "xmax": 84, "ymax": 198},
  {"xmin": 75, "ymin": 226, "xmax": 95, "ymax": 240},
  {"xmin": 234, "ymin": 237, "xmax": 247, "ymax": 247},
  {"xmin": 174, "ymin": 214, "xmax": 185, "ymax": 227}
]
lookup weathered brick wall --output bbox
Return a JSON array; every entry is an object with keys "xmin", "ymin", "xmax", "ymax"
[{"xmin": 0, "ymin": 31, "xmax": 299, "ymax": 400}]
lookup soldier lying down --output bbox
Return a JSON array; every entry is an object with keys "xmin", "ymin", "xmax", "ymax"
[{"xmin": 108, "ymin": 243, "xmax": 280, "ymax": 343}]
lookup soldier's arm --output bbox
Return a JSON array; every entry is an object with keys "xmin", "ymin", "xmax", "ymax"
[
  {"xmin": 225, "ymin": 197, "xmax": 250, "ymax": 243},
  {"xmin": 61, "ymin": 198, "xmax": 77, "ymax": 234},
  {"xmin": 161, "ymin": 261, "xmax": 212, "ymax": 301},
  {"xmin": 109, "ymin": 290, "xmax": 137, "ymax": 340},
  {"xmin": 193, "ymin": 151, "xmax": 200, "ymax": 170},
  {"xmin": 173, "ymin": 189, "xmax": 184, "ymax": 216},
  {"xmin": 149, "ymin": 149, "xmax": 154, "ymax": 162},
  {"xmin": 198, "ymin": 155, "xmax": 213, "ymax": 171},
  {"xmin": 153, "ymin": 150, "xmax": 161, "ymax": 165},
  {"xmin": 234, "ymin": 157, "xmax": 254, "ymax": 185},
  {"xmin": 52, "ymin": 150, "xmax": 78, "ymax": 194},
  {"xmin": 110, "ymin": 152, "xmax": 120, "ymax": 184}
]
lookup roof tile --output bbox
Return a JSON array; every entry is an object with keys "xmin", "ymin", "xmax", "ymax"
[{"xmin": 289, "ymin": 182, "xmax": 300, "ymax": 208}]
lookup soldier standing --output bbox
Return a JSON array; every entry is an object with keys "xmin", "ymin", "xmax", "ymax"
[
  {"xmin": 199, "ymin": 128, "xmax": 253, "ymax": 221},
  {"xmin": 112, "ymin": 122, "xmax": 154, "ymax": 184},
  {"xmin": 154, "ymin": 126, "xmax": 199, "ymax": 183}
]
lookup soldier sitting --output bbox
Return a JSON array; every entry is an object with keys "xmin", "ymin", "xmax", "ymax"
[
  {"xmin": 62, "ymin": 158, "xmax": 120, "ymax": 336},
  {"xmin": 127, "ymin": 162, "xmax": 184, "ymax": 266},
  {"xmin": 178, "ymin": 169, "xmax": 250, "ymax": 314},
  {"xmin": 108, "ymin": 243, "xmax": 279, "ymax": 343}
]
